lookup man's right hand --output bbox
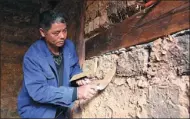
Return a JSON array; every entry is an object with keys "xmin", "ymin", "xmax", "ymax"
[
  {"xmin": 77, "ymin": 84, "xmax": 97, "ymax": 100},
  {"xmin": 76, "ymin": 78, "xmax": 91, "ymax": 86}
]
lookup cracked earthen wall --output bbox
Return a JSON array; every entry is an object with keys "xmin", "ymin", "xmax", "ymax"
[
  {"xmin": 1, "ymin": 24, "xmax": 39, "ymax": 118},
  {"xmin": 1, "ymin": 0, "xmax": 189, "ymax": 118},
  {"xmin": 0, "ymin": 0, "xmax": 81, "ymax": 117},
  {"xmin": 0, "ymin": 0, "xmax": 40, "ymax": 117},
  {"xmin": 75, "ymin": 30, "xmax": 189, "ymax": 118},
  {"xmin": 84, "ymin": 0, "xmax": 139, "ymax": 39},
  {"xmin": 75, "ymin": 2, "xmax": 189, "ymax": 117}
]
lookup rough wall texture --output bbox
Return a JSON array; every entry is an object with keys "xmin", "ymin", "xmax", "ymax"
[
  {"xmin": 0, "ymin": 25, "xmax": 39, "ymax": 118},
  {"xmin": 84, "ymin": 0, "xmax": 140, "ymax": 39},
  {"xmin": 0, "ymin": 0, "xmax": 40, "ymax": 117},
  {"xmin": 76, "ymin": 30, "xmax": 189, "ymax": 118},
  {"xmin": 1, "ymin": 0, "xmax": 189, "ymax": 118},
  {"xmin": 0, "ymin": 0, "xmax": 80, "ymax": 117},
  {"xmin": 1, "ymin": 25, "xmax": 39, "ymax": 118}
]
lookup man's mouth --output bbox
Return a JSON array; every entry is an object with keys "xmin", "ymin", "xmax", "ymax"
[
  {"xmin": 57, "ymin": 41, "xmax": 64, "ymax": 46},
  {"xmin": 59, "ymin": 40, "xmax": 64, "ymax": 43}
]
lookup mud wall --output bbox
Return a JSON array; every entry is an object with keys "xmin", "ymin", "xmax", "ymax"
[
  {"xmin": 1, "ymin": 25, "xmax": 38, "ymax": 118},
  {"xmin": 77, "ymin": 1, "xmax": 189, "ymax": 117},
  {"xmin": 1, "ymin": 0, "xmax": 189, "ymax": 118},
  {"xmin": 0, "ymin": 0, "xmax": 81, "ymax": 117},
  {"xmin": 0, "ymin": 0, "xmax": 83, "ymax": 117},
  {"xmin": 77, "ymin": 30, "xmax": 190, "ymax": 118},
  {"xmin": 0, "ymin": 0, "xmax": 40, "ymax": 117},
  {"xmin": 84, "ymin": 0, "xmax": 139, "ymax": 39}
]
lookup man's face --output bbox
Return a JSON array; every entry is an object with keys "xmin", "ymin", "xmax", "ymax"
[{"xmin": 40, "ymin": 22, "xmax": 67, "ymax": 48}]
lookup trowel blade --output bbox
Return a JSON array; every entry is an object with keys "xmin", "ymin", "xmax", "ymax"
[
  {"xmin": 70, "ymin": 71, "xmax": 91, "ymax": 82},
  {"xmin": 96, "ymin": 65, "xmax": 116, "ymax": 90}
]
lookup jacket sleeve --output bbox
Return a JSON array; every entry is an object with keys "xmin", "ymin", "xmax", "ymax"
[
  {"xmin": 23, "ymin": 56, "xmax": 75, "ymax": 107},
  {"xmin": 69, "ymin": 41, "xmax": 82, "ymax": 78}
]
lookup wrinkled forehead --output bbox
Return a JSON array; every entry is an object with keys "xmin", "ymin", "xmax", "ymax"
[{"xmin": 48, "ymin": 22, "xmax": 67, "ymax": 32}]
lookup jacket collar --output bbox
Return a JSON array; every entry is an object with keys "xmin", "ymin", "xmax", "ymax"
[
  {"xmin": 40, "ymin": 38, "xmax": 66, "ymax": 57},
  {"xmin": 39, "ymin": 38, "xmax": 70, "ymax": 85}
]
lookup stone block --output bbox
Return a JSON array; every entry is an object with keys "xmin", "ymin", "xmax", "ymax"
[
  {"xmin": 99, "ymin": 12, "xmax": 109, "ymax": 27},
  {"xmin": 93, "ymin": 16, "xmax": 100, "ymax": 30},
  {"xmin": 127, "ymin": 0, "xmax": 136, "ymax": 6},
  {"xmin": 86, "ymin": 1, "xmax": 99, "ymax": 20},
  {"xmin": 148, "ymin": 86, "xmax": 180, "ymax": 118},
  {"xmin": 117, "ymin": 47, "xmax": 149, "ymax": 77},
  {"xmin": 149, "ymin": 32, "xmax": 190, "ymax": 77},
  {"xmin": 88, "ymin": 21, "xmax": 94, "ymax": 34},
  {"xmin": 98, "ymin": 1, "xmax": 109, "ymax": 10}
]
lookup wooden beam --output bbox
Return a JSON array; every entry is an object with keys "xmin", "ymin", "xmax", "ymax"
[{"xmin": 85, "ymin": 1, "xmax": 190, "ymax": 59}]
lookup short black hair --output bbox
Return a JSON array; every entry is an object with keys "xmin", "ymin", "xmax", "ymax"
[{"xmin": 39, "ymin": 10, "xmax": 67, "ymax": 31}]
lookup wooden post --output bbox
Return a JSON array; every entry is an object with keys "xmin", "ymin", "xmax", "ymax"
[{"xmin": 76, "ymin": 0, "xmax": 86, "ymax": 67}]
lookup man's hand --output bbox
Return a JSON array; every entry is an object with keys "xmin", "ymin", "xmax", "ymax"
[
  {"xmin": 76, "ymin": 78, "xmax": 91, "ymax": 86},
  {"xmin": 77, "ymin": 84, "xmax": 97, "ymax": 100}
]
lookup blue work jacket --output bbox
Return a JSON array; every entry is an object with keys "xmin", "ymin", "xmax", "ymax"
[{"xmin": 17, "ymin": 38, "xmax": 82, "ymax": 118}]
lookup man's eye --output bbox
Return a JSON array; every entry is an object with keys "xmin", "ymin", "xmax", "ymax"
[
  {"xmin": 63, "ymin": 29, "xmax": 67, "ymax": 33},
  {"xmin": 53, "ymin": 32, "xmax": 59, "ymax": 35}
]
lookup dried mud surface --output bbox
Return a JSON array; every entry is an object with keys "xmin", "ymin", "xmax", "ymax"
[{"xmin": 73, "ymin": 30, "xmax": 190, "ymax": 118}]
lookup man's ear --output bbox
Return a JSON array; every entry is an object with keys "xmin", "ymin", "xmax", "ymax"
[{"xmin": 39, "ymin": 28, "xmax": 46, "ymax": 37}]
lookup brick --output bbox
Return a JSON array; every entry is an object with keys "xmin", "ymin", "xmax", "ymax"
[
  {"xmin": 93, "ymin": 16, "xmax": 100, "ymax": 30},
  {"xmin": 99, "ymin": 12, "xmax": 109, "ymax": 26},
  {"xmin": 88, "ymin": 21, "xmax": 94, "ymax": 33},
  {"xmin": 98, "ymin": 1, "xmax": 109, "ymax": 10}
]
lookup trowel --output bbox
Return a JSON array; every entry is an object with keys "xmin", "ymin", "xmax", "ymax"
[
  {"xmin": 70, "ymin": 65, "xmax": 116, "ymax": 91},
  {"xmin": 70, "ymin": 65, "xmax": 116, "ymax": 112},
  {"xmin": 70, "ymin": 71, "xmax": 92, "ymax": 82},
  {"xmin": 94, "ymin": 65, "xmax": 116, "ymax": 90}
]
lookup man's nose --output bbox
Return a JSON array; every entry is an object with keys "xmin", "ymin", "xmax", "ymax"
[{"xmin": 59, "ymin": 32, "xmax": 66, "ymax": 39}]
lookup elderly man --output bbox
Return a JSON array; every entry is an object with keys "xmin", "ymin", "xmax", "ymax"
[{"xmin": 17, "ymin": 10, "xmax": 96, "ymax": 118}]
